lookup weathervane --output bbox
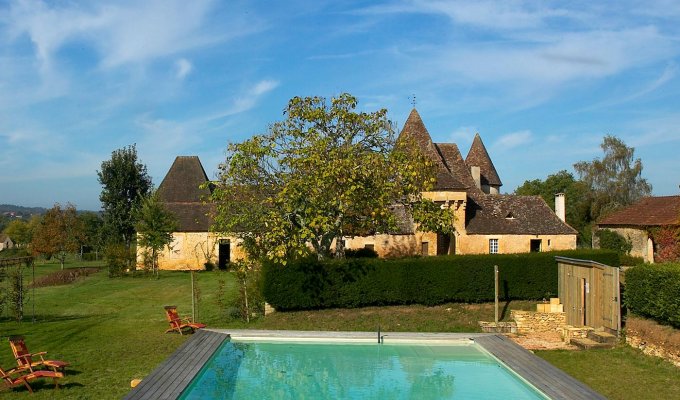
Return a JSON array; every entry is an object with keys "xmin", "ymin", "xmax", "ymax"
[{"xmin": 410, "ymin": 94, "xmax": 417, "ymax": 108}]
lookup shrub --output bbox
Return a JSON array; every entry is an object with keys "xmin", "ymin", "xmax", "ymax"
[
  {"xmin": 0, "ymin": 248, "xmax": 30, "ymax": 259},
  {"xmin": 263, "ymin": 249, "xmax": 619, "ymax": 311},
  {"xmin": 81, "ymin": 252, "xmax": 100, "ymax": 262},
  {"xmin": 625, "ymin": 263, "xmax": 680, "ymax": 328},
  {"xmin": 621, "ymin": 254, "xmax": 644, "ymax": 266},
  {"xmin": 105, "ymin": 244, "xmax": 134, "ymax": 277},
  {"xmin": 345, "ymin": 247, "xmax": 379, "ymax": 258},
  {"xmin": 596, "ymin": 229, "xmax": 632, "ymax": 255}
]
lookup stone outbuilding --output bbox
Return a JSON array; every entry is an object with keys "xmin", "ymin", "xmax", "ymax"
[
  {"xmin": 595, "ymin": 195, "xmax": 680, "ymax": 263},
  {"xmin": 0, "ymin": 234, "xmax": 14, "ymax": 251},
  {"xmin": 139, "ymin": 156, "xmax": 244, "ymax": 270}
]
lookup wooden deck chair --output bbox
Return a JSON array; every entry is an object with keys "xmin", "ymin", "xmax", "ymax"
[
  {"xmin": 8, "ymin": 336, "xmax": 69, "ymax": 373},
  {"xmin": 164, "ymin": 306, "xmax": 206, "ymax": 335},
  {"xmin": 0, "ymin": 365, "xmax": 63, "ymax": 393}
]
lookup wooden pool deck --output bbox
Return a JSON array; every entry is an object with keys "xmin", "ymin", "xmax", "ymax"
[
  {"xmin": 123, "ymin": 329, "xmax": 226, "ymax": 400},
  {"xmin": 124, "ymin": 330, "xmax": 606, "ymax": 400},
  {"xmin": 475, "ymin": 334, "xmax": 607, "ymax": 400}
]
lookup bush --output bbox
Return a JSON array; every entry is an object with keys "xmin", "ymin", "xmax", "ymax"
[
  {"xmin": 596, "ymin": 229, "xmax": 632, "ymax": 255},
  {"xmin": 0, "ymin": 248, "xmax": 30, "ymax": 259},
  {"xmin": 625, "ymin": 263, "xmax": 680, "ymax": 328},
  {"xmin": 81, "ymin": 252, "xmax": 101, "ymax": 262},
  {"xmin": 621, "ymin": 254, "xmax": 644, "ymax": 266},
  {"xmin": 345, "ymin": 247, "xmax": 379, "ymax": 258},
  {"xmin": 263, "ymin": 249, "xmax": 619, "ymax": 311},
  {"xmin": 105, "ymin": 244, "xmax": 134, "ymax": 277}
]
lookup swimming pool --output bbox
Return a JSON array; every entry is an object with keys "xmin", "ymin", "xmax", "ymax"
[{"xmin": 179, "ymin": 338, "xmax": 548, "ymax": 399}]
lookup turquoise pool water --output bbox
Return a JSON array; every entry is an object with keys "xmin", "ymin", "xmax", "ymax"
[{"xmin": 180, "ymin": 340, "xmax": 548, "ymax": 399}]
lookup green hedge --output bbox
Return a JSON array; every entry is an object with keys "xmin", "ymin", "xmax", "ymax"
[
  {"xmin": 263, "ymin": 249, "xmax": 619, "ymax": 311},
  {"xmin": 625, "ymin": 263, "xmax": 680, "ymax": 328}
]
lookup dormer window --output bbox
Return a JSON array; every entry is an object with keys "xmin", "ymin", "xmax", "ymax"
[{"xmin": 505, "ymin": 212, "xmax": 515, "ymax": 220}]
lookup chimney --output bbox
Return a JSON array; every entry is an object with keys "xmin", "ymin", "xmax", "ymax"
[
  {"xmin": 471, "ymin": 166, "xmax": 481, "ymax": 189},
  {"xmin": 555, "ymin": 193, "xmax": 566, "ymax": 222}
]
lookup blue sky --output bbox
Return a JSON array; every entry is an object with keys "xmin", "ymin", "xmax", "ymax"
[{"xmin": 1, "ymin": 0, "xmax": 679, "ymax": 211}]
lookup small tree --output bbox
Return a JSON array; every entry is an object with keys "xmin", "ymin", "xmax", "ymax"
[
  {"xmin": 79, "ymin": 212, "xmax": 105, "ymax": 260},
  {"xmin": 135, "ymin": 191, "xmax": 178, "ymax": 278},
  {"xmin": 31, "ymin": 203, "xmax": 84, "ymax": 269},
  {"xmin": 97, "ymin": 144, "xmax": 152, "ymax": 250}
]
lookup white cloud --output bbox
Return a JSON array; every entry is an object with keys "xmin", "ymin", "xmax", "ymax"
[
  {"xmin": 494, "ymin": 130, "xmax": 532, "ymax": 150},
  {"xmin": 251, "ymin": 80, "xmax": 279, "ymax": 96},
  {"xmin": 199, "ymin": 80, "xmax": 280, "ymax": 123},
  {"xmin": 175, "ymin": 58, "xmax": 193, "ymax": 79},
  {"xmin": 358, "ymin": 0, "xmax": 576, "ymax": 31},
  {"xmin": 5, "ymin": 0, "xmax": 260, "ymax": 70}
]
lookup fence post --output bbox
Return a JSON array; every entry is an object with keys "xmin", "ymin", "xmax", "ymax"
[{"xmin": 494, "ymin": 265, "xmax": 499, "ymax": 324}]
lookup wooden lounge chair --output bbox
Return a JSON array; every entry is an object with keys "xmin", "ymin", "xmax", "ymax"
[
  {"xmin": 8, "ymin": 336, "xmax": 69, "ymax": 373},
  {"xmin": 164, "ymin": 305, "xmax": 206, "ymax": 335},
  {"xmin": 0, "ymin": 365, "xmax": 63, "ymax": 393}
]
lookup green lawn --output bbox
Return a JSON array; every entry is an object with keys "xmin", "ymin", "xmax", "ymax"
[{"xmin": 0, "ymin": 258, "xmax": 678, "ymax": 399}]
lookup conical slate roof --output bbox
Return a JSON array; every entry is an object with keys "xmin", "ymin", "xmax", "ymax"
[
  {"xmin": 398, "ymin": 109, "xmax": 468, "ymax": 191},
  {"xmin": 157, "ymin": 156, "xmax": 214, "ymax": 232},
  {"xmin": 158, "ymin": 156, "xmax": 212, "ymax": 203},
  {"xmin": 465, "ymin": 133, "xmax": 502, "ymax": 187}
]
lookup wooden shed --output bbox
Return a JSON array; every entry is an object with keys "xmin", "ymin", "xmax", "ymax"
[{"xmin": 556, "ymin": 257, "xmax": 621, "ymax": 334}]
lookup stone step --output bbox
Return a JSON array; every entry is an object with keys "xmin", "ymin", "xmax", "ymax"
[
  {"xmin": 587, "ymin": 330, "xmax": 617, "ymax": 345},
  {"xmin": 571, "ymin": 337, "xmax": 614, "ymax": 350}
]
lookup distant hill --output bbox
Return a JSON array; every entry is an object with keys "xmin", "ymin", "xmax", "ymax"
[{"xmin": 0, "ymin": 204, "xmax": 48, "ymax": 217}]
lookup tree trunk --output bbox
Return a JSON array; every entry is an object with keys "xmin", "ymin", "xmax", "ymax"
[{"xmin": 334, "ymin": 234, "xmax": 345, "ymax": 258}]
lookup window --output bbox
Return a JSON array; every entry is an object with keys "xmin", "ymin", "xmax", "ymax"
[
  {"xmin": 421, "ymin": 242, "xmax": 429, "ymax": 256},
  {"xmin": 489, "ymin": 239, "xmax": 498, "ymax": 254},
  {"xmin": 364, "ymin": 244, "xmax": 374, "ymax": 251},
  {"xmin": 530, "ymin": 239, "xmax": 542, "ymax": 252}
]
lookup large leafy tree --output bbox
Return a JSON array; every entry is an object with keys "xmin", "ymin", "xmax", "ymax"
[
  {"xmin": 31, "ymin": 203, "xmax": 84, "ymax": 269},
  {"xmin": 210, "ymin": 93, "xmax": 450, "ymax": 262},
  {"xmin": 574, "ymin": 135, "xmax": 652, "ymax": 220},
  {"xmin": 135, "ymin": 191, "xmax": 178, "ymax": 277},
  {"xmin": 97, "ymin": 144, "xmax": 152, "ymax": 249},
  {"xmin": 515, "ymin": 170, "xmax": 592, "ymax": 245}
]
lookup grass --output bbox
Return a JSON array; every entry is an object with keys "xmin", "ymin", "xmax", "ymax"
[
  {"xmin": 537, "ymin": 344, "xmax": 680, "ymax": 400},
  {"xmin": 243, "ymin": 301, "xmax": 536, "ymax": 332},
  {"xmin": 0, "ymin": 257, "xmax": 678, "ymax": 399},
  {"xmin": 0, "ymin": 259, "xmax": 238, "ymax": 399}
]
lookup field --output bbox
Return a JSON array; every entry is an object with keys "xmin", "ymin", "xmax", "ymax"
[{"xmin": 0, "ymin": 258, "xmax": 678, "ymax": 399}]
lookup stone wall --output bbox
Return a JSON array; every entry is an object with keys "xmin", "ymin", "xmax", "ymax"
[
  {"xmin": 511, "ymin": 310, "xmax": 566, "ymax": 334},
  {"xmin": 139, "ymin": 232, "xmax": 246, "ymax": 271},
  {"xmin": 458, "ymin": 234, "xmax": 576, "ymax": 254},
  {"xmin": 626, "ymin": 335, "xmax": 680, "ymax": 367}
]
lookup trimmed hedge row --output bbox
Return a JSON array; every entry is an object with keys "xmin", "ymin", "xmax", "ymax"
[
  {"xmin": 625, "ymin": 263, "xmax": 680, "ymax": 329},
  {"xmin": 263, "ymin": 250, "xmax": 619, "ymax": 311}
]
